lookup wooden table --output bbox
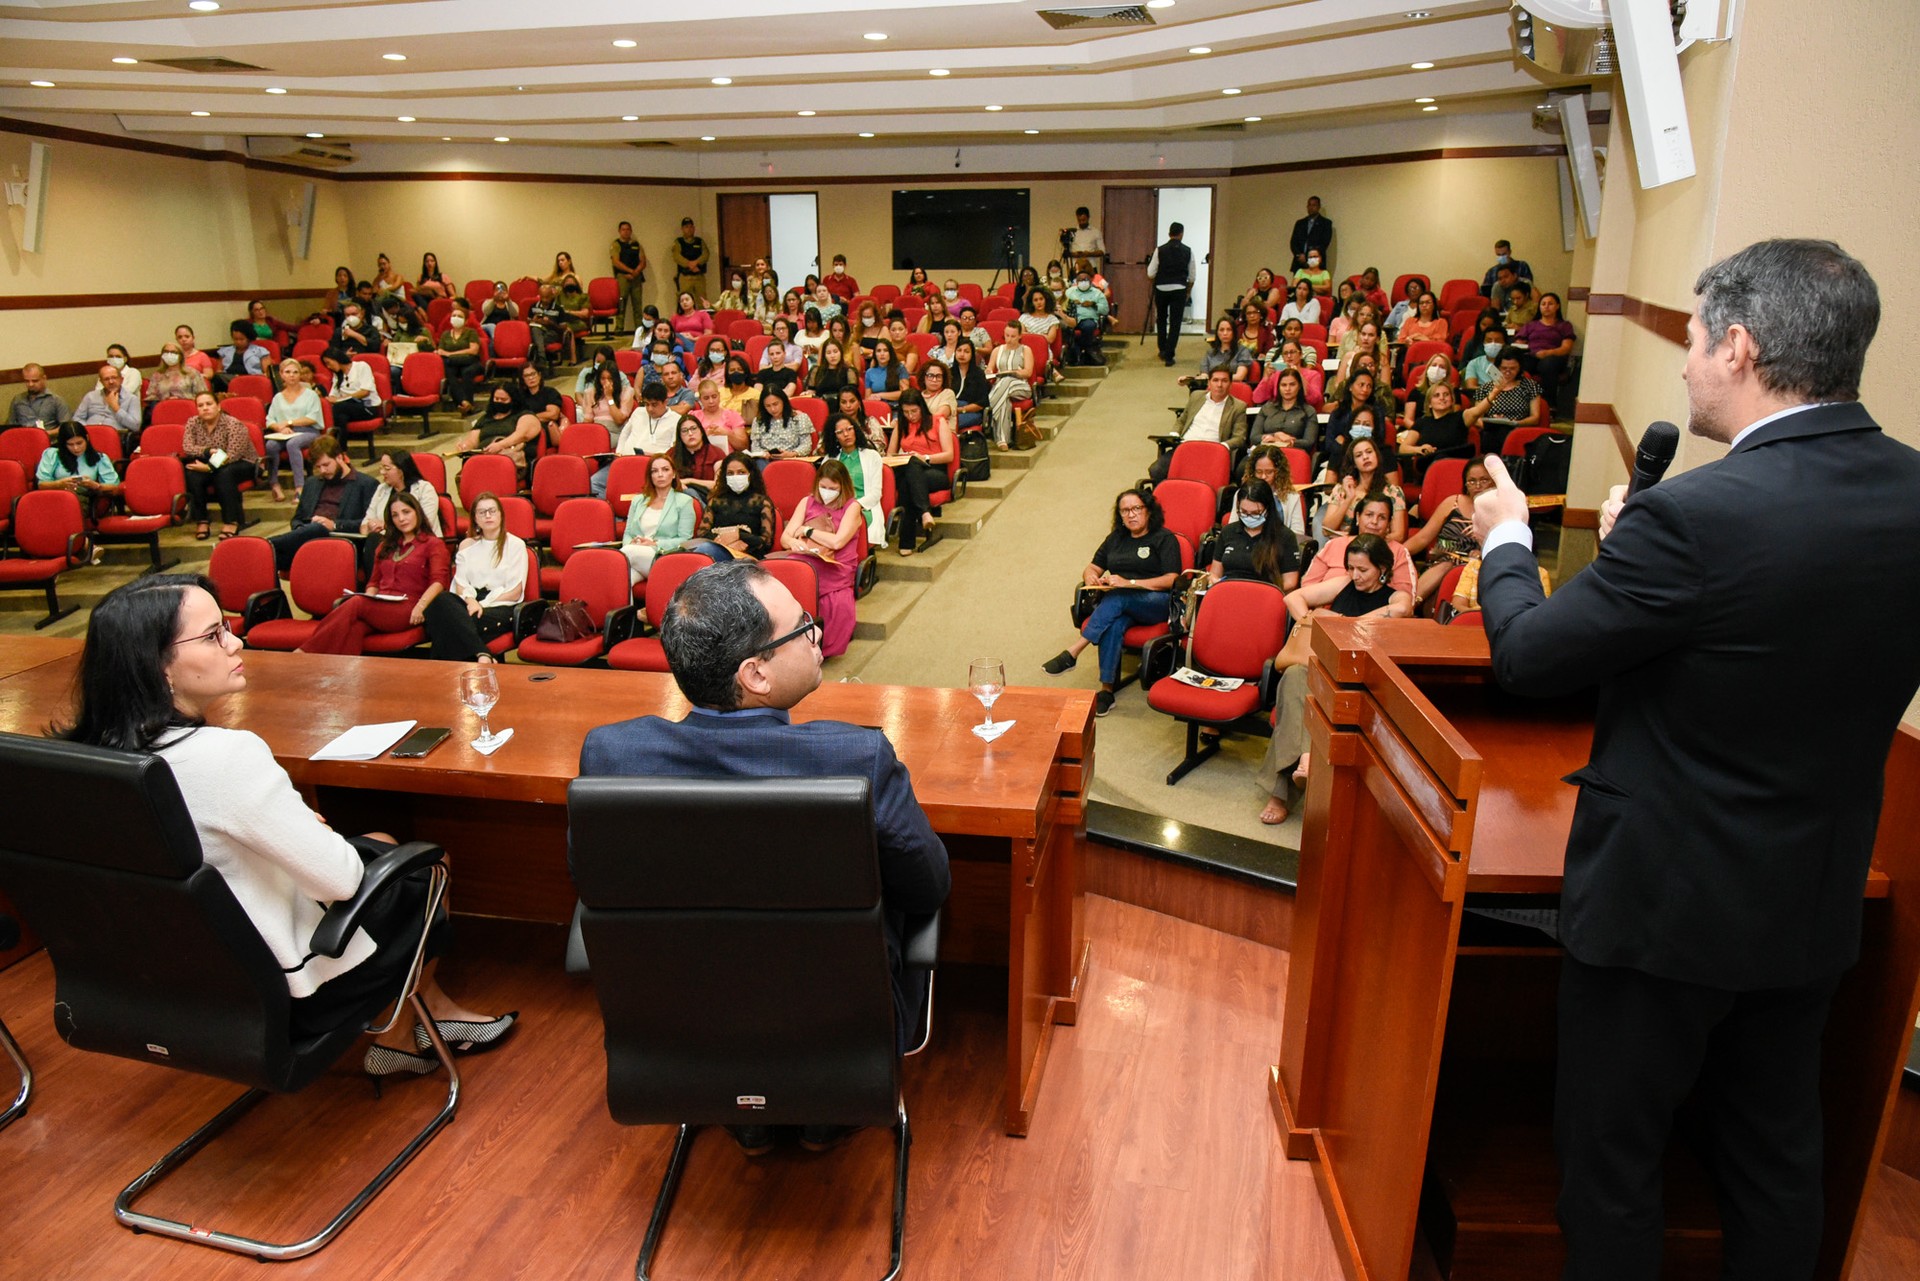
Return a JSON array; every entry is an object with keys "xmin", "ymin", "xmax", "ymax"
[
  {"xmin": 0, "ymin": 642, "xmax": 1095, "ymax": 1136},
  {"xmin": 1273, "ymin": 618, "xmax": 1920, "ymax": 1280}
]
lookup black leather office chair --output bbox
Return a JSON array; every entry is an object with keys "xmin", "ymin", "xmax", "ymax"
[
  {"xmin": 0, "ymin": 913, "xmax": 29, "ymax": 1131},
  {"xmin": 569, "ymin": 774, "xmax": 938, "ymax": 1281},
  {"xmin": 0, "ymin": 731, "xmax": 458, "ymax": 1260}
]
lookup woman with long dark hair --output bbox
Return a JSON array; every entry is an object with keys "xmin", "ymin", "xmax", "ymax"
[
  {"xmin": 61, "ymin": 573, "xmax": 514, "ymax": 1073},
  {"xmin": 1206, "ymin": 479, "xmax": 1299, "ymax": 589},
  {"xmin": 35, "ymin": 421, "xmax": 122, "ymax": 516},
  {"xmin": 304, "ymin": 491, "xmax": 450, "ymax": 655},
  {"xmin": 1039, "ymin": 487, "xmax": 1183, "ymax": 717},
  {"xmin": 886, "ymin": 389, "xmax": 953, "ymax": 556}
]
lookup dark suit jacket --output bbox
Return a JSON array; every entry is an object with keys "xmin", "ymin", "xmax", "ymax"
[
  {"xmin": 290, "ymin": 469, "xmax": 377, "ymax": 532},
  {"xmin": 1178, "ymin": 390, "xmax": 1249, "ymax": 455},
  {"xmin": 578, "ymin": 706, "xmax": 951, "ymax": 1011},
  {"xmin": 1480, "ymin": 402, "xmax": 1920, "ymax": 990},
  {"xmin": 1289, "ymin": 214, "xmax": 1333, "ymax": 259}
]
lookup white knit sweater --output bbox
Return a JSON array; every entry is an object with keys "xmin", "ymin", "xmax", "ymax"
[{"xmin": 156, "ymin": 726, "xmax": 375, "ymax": 998}]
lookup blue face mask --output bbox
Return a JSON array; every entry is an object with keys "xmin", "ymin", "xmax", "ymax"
[
  {"xmin": 1350, "ymin": 425, "xmax": 1374, "ymax": 441},
  {"xmin": 1240, "ymin": 512, "xmax": 1267, "ymax": 530},
  {"xmin": 1497, "ymin": 253, "xmax": 1512, "ymax": 265}
]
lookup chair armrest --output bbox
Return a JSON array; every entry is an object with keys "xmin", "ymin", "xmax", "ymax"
[
  {"xmin": 902, "ymin": 911, "xmax": 941, "ymax": 972},
  {"xmin": 310, "ymin": 840, "xmax": 446, "ymax": 958},
  {"xmin": 513, "ymin": 598, "xmax": 550, "ymax": 643},
  {"xmin": 603, "ymin": 602, "xmax": 642, "ymax": 647},
  {"xmin": 1259, "ymin": 658, "xmax": 1280, "ymax": 708},
  {"xmin": 243, "ymin": 587, "xmax": 290, "ymax": 629},
  {"xmin": 169, "ymin": 493, "xmax": 189, "ymax": 522},
  {"xmin": 65, "ymin": 530, "xmax": 91, "ymax": 567}
]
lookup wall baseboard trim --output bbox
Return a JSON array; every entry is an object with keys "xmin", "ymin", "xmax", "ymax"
[
  {"xmin": 1582, "ymin": 292, "xmax": 1690, "ymax": 346},
  {"xmin": 1574, "ymin": 400, "xmax": 1635, "ymax": 471}
]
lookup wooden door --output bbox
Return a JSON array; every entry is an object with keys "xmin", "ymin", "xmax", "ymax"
[
  {"xmin": 716, "ymin": 194, "xmax": 771, "ymax": 278},
  {"xmin": 1102, "ymin": 186, "xmax": 1158, "ymax": 335}
]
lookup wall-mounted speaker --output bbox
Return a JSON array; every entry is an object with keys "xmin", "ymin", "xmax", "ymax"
[
  {"xmin": 21, "ymin": 142, "xmax": 50, "ymax": 254},
  {"xmin": 290, "ymin": 181, "xmax": 316, "ymax": 260}
]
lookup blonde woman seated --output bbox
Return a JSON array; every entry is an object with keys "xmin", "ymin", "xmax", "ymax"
[
  {"xmin": 1257, "ymin": 535, "xmax": 1412, "ymax": 825},
  {"xmin": 421, "ymin": 491, "xmax": 530, "ymax": 662},
  {"xmin": 775, "ymin": 458, "xmax": 863, "ymax": 657},
  {"xmin": 619, "ymin": 454, "xmax": 697, "ymax": 584}
]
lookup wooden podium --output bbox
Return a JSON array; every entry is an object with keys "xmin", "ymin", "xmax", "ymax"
[{"xmin": 1272, "ymin": 617, "xmax": 1920, "ymax": 1280}]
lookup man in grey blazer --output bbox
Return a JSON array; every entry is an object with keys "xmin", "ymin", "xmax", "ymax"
[
  {"xmin": 1149, "ymin": 367, "xmax": 1248, "ymax": 484},
  {"xmin": 1471, "ymin": 240, "xmax": 1920, "ymax": 1280}
]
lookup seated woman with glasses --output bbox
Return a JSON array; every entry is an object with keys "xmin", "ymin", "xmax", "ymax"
[
  {"xmin": 420, "ymin": 491, "xmax": 529, "ymax": 663},
  {"xmin": 1039, "ymin": 487, "xmax": 1182, "ymax": 718},
  {"xmin": 61, "ymin": 574, "xmax": 515, "ymax": 1075},
  {"xmin": 685, "ymin": 453, "xmax": 776, "ymax": 563}
]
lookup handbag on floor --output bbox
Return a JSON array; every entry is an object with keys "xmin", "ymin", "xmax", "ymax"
[{"xmin": 958, "ymin": 429, "xmax": 991, "ymax": 481}]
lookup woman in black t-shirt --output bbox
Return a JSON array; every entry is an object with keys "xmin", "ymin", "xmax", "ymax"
[
  {"xmin": 1041, "ymin": 487, "xmax": 1183, "ymax": 717},
  {"xmin": 1207, "ymin": 479, "xmax": 1301, "ymax": 590},
  {"xmin": 1398, "ymin": 380, "xmax": 1473, "ymax": 482}
]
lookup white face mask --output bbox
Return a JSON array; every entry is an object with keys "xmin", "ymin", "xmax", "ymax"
[
  {"xmin": 1307, "ymin": 257, "xmax": 1321, "ymax": 268},
  {"xmin": 108, "ymin": 355, "xmax": 127, "ymax": 369},
  {"xmin": 449, "ymin": 317, "xmax": 465, "ymax": 331},
  {"xmin": 833, "ymin": 266, "xmax": 845, "ymax": 276},
  {"xmin": 943, "ymin": 289, "xmax": 958, "ymax": 300},
  {"xmin": 1427, "ymin": 366, "xmax": 1446, "ymax": 383},
  {"xmin": 732, "ymin": 279, "xmax": 744, "ymax": 290},
  {"xmin": 817, "ymin": 485, "xmax": 840, "ymax": 503},
  {"xmin": 161, "ymin": 351, "xmax": 181, "ymax": 366},
  {"xmin": 726, "ymin": 473, "xmax": 750, "ymax": 494}
]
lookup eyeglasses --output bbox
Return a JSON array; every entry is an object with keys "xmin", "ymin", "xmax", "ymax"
[
  {"xmin": 1117, "ymin": 504, "xmax": 1148, "ymax": 516},
  {"xmin": 760, "ymin": 611, "xmax": 822, "ymax": 656},
  {"xmin": 170, "ymin": 619, "xmax": 236, "ymax": 649}
]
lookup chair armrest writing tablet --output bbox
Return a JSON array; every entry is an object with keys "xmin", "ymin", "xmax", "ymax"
[{"xmin": 310, "ymin": 841, "xmax": 446, "ymax": 958}]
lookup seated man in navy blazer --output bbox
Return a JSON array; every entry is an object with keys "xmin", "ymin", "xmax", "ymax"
[{"xmin": 579, "ymin": 560, "xmax": 950, "ymax": 1148}]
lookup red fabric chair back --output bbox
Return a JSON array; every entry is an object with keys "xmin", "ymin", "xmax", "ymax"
[
  {"xmin": 549, "ymin": 497, "xmax": 616, "ymax": 567},
  {"xmin": 1152, "ymin": 478, "xmax": 1217, "ymax": 551},
  {"xmin": 1419, "ymin": 458, "xmax": 1469, "ymax": 519},
  {"xmin": 1190, "ymin": 580, "xmax": 1288, "ymax": 678},
  {"xmin": 1432, "ymin": 564, "xmax": 1469, "ymax": 618},
  {"xmin": 12, "ymin": 489, "xmax": 84, "ymax": 558},
  {"xmin": 905, "ymin": 333, "xmax": 940, "ymax": 363},
  {"xmin": 463, "ymin": 280, "xmax": 493, "ymax": 309},
  {"xmin": 1280, "ymin": 447, "xmax": 1313, "ymax": 486},
  {"xmin": 742, "ymin": 335, "xmax": 773, "ymax": 370},
  {"xmin": 491, "ymin": 321, "xmax": 533, "ymax": 367},
  {"xmin": 1166, "ymin": 441, "xmax": 1232, "ymax": 491},
  {"xmin": 226, "ymin": 374, "xmax": 274, "ymax": 404},
  {"xmin": 457, "ymin": 453, "xmax": 518, "ymax": 511},
  {"xmin": 121, "ymin": 456, "xmax": 185, "ymax": 516},
  {"xmin": 727, "ymin": 318, "xmax": 762, "ymax": 345},
  {"xmin": 602, "ymin": 456, "xmax": 653, "ymax": 520},
  {"xmin": 412, "ymin": 450, "xmax": 449, "ymax": 494},
  {"xmin": 559, "ymin": 421, "xmax": 613, "ymax": 461},
  {"xmin": 1404, "ymin": 340, "xmax": 1452, "ymax": 373},
  {"xmin": 711, "ymin": 309, "xmax": 747, "ymax": 334},
  {"xmin": 139, "ymin": 422, "xmax": 186, "ymax": 456},
  {"xmin": 1501, "ymin": 427, "xmax": 1556, "ymax": 457},
  {"xmin": 610, "ymin": 348, "xmax": 644, "ymax": 377},
  {"xmin": 870, "ymin": 284, "xmax": 901, "ymax": 304},
  {"xmin": 532, "ymin": 455, "xmax": 592, "ymax": 518},
  {"xmin": 508, "ymin": 279, "xmax": 541, "ymax": 309},
  {"xmin": 1227, "ymin": 381, "xmax": 1253, "ymax": 406},
  {"xmin": 587, "ymin": 277, "xmax": 619, "ymax": 316},
  {"xmin": 350, "ymin": 351, "xmax": 392, "ymax": 383},
  {"xmin": 297, "ymin": 322, "xmax": 336, "ymax": 345},
  {"xmin": 498, "ymin": 495, "xmax": 537, "ymax": 542},
  {"xmin": 762, "ymin": 459, "xmax": 818, "ymax": 528},
  {"xmin": 985, "ymin": 308, "xmax": 1019, "ymax": 329},
  {"xmin": 789, "ymin": 396, "xmax": 828, "ymax": 437},
  {"xmin": 292, "ymin": 339, "xmax": 330, "ymax": 361},
  {"xmin": 955, "ymin": 283, "xmax": 984, "ymax": 304},
  {"xmin": 208, "ymin": 535, "xmax": 276, "ymax": 627},
  {"xmin": 0, "ymin": 460, "xmax": 27, "ymax": 528},
  {"xmin": 399, "ymin": 351, "xmax": 445, "ymax": 399},
  {"xmin": 221, "ymin": 396, "xmax": 266, "ymax": 433},
  {"xmin": 426, "ymin": 297, "xmax": 455, "ymax": 331},
  {"xmin": 1440, "ymin": 279, "xmax": 1481, "ymax": 311},
  {"xmin": 560, "ymin": 548, "xmax": 630, "ymax": 626},
  {"xmin": 288, "ymin": 537, "xmax": 358, "ymax": 617},
  {"xmin": 1019, "ymin": 334, "xmax": 1050, "ymax": 380},
  {"xmin": 642, "ymin": 552, "xmax": 711, "ymax": 628},
  {"xmin": 759, "ymin": 555, "xmax": 818, "ymax": 618},
  {"xmin": 0, "ymin": 428, "xmax": 48, "ymax": 474}
]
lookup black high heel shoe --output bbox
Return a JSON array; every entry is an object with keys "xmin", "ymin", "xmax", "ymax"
[
  {"xmin": 363, "ymin": 1043, "xmax": 439, "ymax": 1097},
  {"xmin": 414, "ymin": 1011, "xmax": 519, "ymax": 1056}
]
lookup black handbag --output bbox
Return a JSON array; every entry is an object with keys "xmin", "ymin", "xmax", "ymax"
[{"xmin": 958, "ymin": 429, "xmax": 991, "ymax": 481}]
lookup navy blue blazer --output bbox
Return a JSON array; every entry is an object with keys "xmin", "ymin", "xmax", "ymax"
[
  {"xmin": 1479, "ymin": 401, "xmax": 1920, "ymax": 990},
  {"xmin": 578, "ymin": 704, "xmax": 951, "ymax": 992}
]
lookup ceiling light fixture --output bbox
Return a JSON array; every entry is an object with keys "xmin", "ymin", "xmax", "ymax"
[
  {"xmin": 613, "ymin": 39, "xmax": 637, "ymax": 49},
  {"xmin": 441, "ymin": 136, "xmax": 452, "ymax": 141},
  {"xmin": 798, "ymin": 109, "xmax": 816, "ymax": 117},
  {"xmin": 188, "ymin": 1, "xmax": 221, "ymax": 10},
  {"xmin": 929, "ymin": 69, "xmax": 950, "ymax": 77},
  {"xmin": 1406, "ymin": 10, "xmax": 1432, "ymax": 17},
  {"xmin": 1146, "ymin": 0, "xmax": 1174, "ymax": 8},
  {"xmin": 1188, "ymin": 46, "xmax": 1212, "ymax": 55},
  {"xmin": 1243, "ymin": 116, "xmax": 1262, "ymax": 123},
  {"xmin": 1023, "ymin": 129, "xmax": 1040, "ymax": 135},
  {"xmin": 1422, "ymin": 105, "xmax": 1439, "ymax": 112},
  {"xmin": 863, "ymin": 32, "xmax": 888, "ymax": 41},
  {"xmin": 1221, "ymin": 88, "xmax": 1241, "ymax": 95},
  {"xmin": 858, "ymin": 132, "xmax": 875, "ymax": 138},
  {"xmin": 382, "ymin": 53, "xmax": 407, "ymax": 62},
  {"xmin": 112, "ymin": 57, "xmax": 139, "ymax": 65},
  {"xmin": 700, "ymin": 135, "xmax": 716, "ymax": 141},
  {"xmin": 266, "ymin": 86, "xmax": 286, "ymax": 94},
  {"xmin": 985, "ymin": 104, "xmax": 1002, "ymax": 112},
  {"xmin": 622, "ymin": 114, "xmax": 639, "ymax": 121},
  {"xmin": 29, "ymin": 81, "xmax": 55, "ymax": 88},
  {"xmin": 1415, "ymin": 96, "xmax": 1435, "ymax": 103},
  {"xmin": 711, "ymin": 76, "xmax": 731, "ymax": 85},
  {"xmin": 494, "ymin": 136, "xmax": 510, "ymax": 142},
  {"xmin": 190, "ymin": 110, "xmax": 211, "ymax": 117},
  {"xmin": 306, "ymin": 132, "xmax": 325, "ymax": 138},
  {"xmin": 397, "ymin": 115, "xmax": 415, "ymax": 122},
  {"xmin": 1410, "ymin": 61, "xmax": 1434, "ymax": 70}
]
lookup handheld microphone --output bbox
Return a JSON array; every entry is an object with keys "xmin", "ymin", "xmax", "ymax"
[{"xmin": 1626, "ymin": 421, "xmax": 1680, "ymax": 500}]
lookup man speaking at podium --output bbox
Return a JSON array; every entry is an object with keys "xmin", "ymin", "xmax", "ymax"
[{"xmin": 1470, "ymin": 240, "xmax": 1920, "ymax": 1280}]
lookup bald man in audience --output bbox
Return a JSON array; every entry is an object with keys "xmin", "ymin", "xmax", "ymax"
[
  {"xmin": 6, "ymin": 363, "xmax": 70, "ymax": 429},
  {"xmin": 73, "ymin": 364, "xmax": 144, "ymax": 452}
]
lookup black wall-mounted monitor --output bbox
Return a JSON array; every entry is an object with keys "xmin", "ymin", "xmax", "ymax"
[{"xmin": 892, "ymin": 188, "xmax": 1030, "ymax": 271}]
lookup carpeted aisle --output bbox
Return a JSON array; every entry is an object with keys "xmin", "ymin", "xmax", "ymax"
[{"xmin": 845, "ymin": 350, "xmax": 1302, "ymax": 846}]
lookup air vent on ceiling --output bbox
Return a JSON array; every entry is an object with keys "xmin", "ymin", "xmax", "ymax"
[
  {"xmin": 146, "ymin": 57, "xmax": 269, "ymax": 73},
  {"xmin": 245, "ymin": 136, "xmax": 354, "ymax": 169},
  {"xmin": 623, "ymin": 139, "xmax": 677, "ymax": 148},
  {"xmin": 1036, "ymin": 6, "xmax": 1156, "ymax": 31},
  {"xmin": 1196, "ymin": 122, "xmax": 1248, "ymax": 133}
]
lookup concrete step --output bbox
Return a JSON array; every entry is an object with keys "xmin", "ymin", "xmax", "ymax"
[
  {"xmin": 831, "ymin": 637, "xmax": 886, "ymax": 673},
  {"xmin": 1058, "ymin": 364, "xmax": 1107, "ymax": 384},
  {"xmin": 850, "ymin": 579, "xmax": 921, "ymax": 640},
  {"xmin": 929, "ymin": 496, "xmax": 995, "ymax": 540},
  {"xmin": 963, "ymin": 469, "xmax": 1027, "ymax": 502},
  {"xmin": 875, "ymin": 536, "xmax": 964, "ymax": 584}
]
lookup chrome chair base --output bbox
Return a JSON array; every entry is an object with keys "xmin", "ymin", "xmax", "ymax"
[{"xmin": 0, "ymin": 1016, "xmax": 30, "ymax": 1130}]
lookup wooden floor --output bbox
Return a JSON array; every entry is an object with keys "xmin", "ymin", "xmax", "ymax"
[{"xmin": 2, "ymin": 894, "xmax": 1916, "ymax": 1280}]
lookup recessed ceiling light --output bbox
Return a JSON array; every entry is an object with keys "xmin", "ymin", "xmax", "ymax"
[
  {"xmin": 29, "ymin": 81, "xmax": 55, "ymax": 88},
  {"xmin": 190, "ymin": 110, "xmax": 211, "ymax": 117},
  {"xmin": 1415, "ymin": 96, "xmax": 1435, "ymax": 103},
  {"xmin": 397, "ymin": 115, "xmax": 415, "ymax": 122},
  {"xmin": 1188, "ymin": 47, "xmax": 1212, "ymax": 55},
  {"xmin": 621, "ymin": 114, "xmax": 639, "ymax": 121},
  {"xmin": 863, "ymin": 32, "xmax": 888, "ymax": 41},
  {"xmin": 711, "ymin": 76, "xmax": 731, "ymax": 85},
  {"xmin": 382, "ymin": 53, "xmax": 407, "ymax": 62},
  {"xmin": 441, "ymin": 136, "xmax": 452, "ymax": 141},
  {"xmin": 1146, "ymin": 0, "xmax": 1174, "ymax": 8},
  {"xmin": 1536, "ymin": 102, "xmax": 1551, "ymax": 109},
  {"xmin": 494, "ymin": 136, "xmax": 510, "ymax": 142},
  {"xmin": 858, "ymin": 132, "xmax": 875, "ymax": 138},
  {"xmin": 1221, "ymin": 88, "xmax": 1241, "ymax": 95},
  {"xmin": 306, "ymin": 132, "xmax": 325, "ymax": 139},
  {"xmin": 188, "ymin": 1, "xmax": 221, "ymax": 10},
  {"xmin": 266, "ymin": 87, "xmax": 287, "ymax": 94},
  {"xmin": 700, "ymin": 135, "xmax": 716, "ymax": 142},
  {"xmin": 1243, "ymin": 116, "xmax": 1263, "ymax": 123},
  {"xmin": 1411, "ymin": 61, "xmax": 1435, "ymax": 70},
  {"xmin": 929, "ymin": 69, "xmax": 950, "ymax": 77},
  {"xmin": 1422, "ymin": 105, "xmax": 1439, "ymax": 112},
  {"xmin": 112, "ymin": 57, "xmax": 139, "ymax": 65},
  {"xmin": 985, "ymin": 104, "xmax": 1002, "ymax": 112},
  {"xmin": 1023, "ymin": 129, "xmax": 1040, "ymax": 135},
  {"xmin": 613, "ymin": 39, "xmax": 637, "ymax": 49},
  {"xmin": 1406, "ymin": 10, "xmax": 1432, "ymax": 17},
  {"xmin": 797, "ymin": 109, "xmax": 816, "ymax": 117}
]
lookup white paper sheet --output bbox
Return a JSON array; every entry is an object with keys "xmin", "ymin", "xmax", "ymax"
[{"xmin": 309, "ymin": 720, "xmax": 416, "ymax": 762}]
